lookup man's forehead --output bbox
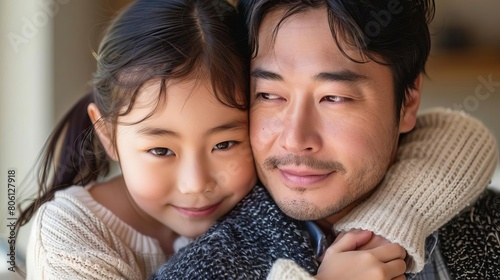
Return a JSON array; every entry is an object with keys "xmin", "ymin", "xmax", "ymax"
[
  {"xmin": 253, "ymin": 8, "xmax": 330, "ymax": 62},
  {"xmin": 263, "ymin": 7, "xmax": 327, "ymax": 30},
  {"xmin": 256, "ymin": 7, "xmax": 329, "ymax": 45},
  {"xmin": 252, "ymin": 7, "xmax": 369, "ymax": 65}
]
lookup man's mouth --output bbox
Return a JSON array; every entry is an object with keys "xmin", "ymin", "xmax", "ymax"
[{"xmin": 278, "ymin": 167, "xmax": 334, "ymax": 187}]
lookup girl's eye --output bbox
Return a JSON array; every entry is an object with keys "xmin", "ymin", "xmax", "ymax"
[
  {"xmin": 321, "ymin": 95, "xmax": 349, "ymax": 103},
  {"xmin": 257, "ymin": 93, "xmax": 282, "ymax": 100},
  {"xmin": 213, "ymin": 141, "xmax": 237, "ymax": 151},
  {"xmin": 148, "ymin": 148, "xmax": 175, "ymax": 157}
]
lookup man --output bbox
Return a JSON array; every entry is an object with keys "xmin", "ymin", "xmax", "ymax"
[
  {"xmin": 151, "ymin": 1, "xmax": 499, "ymax": 279},
  {"xmin": 245, "ymin": 0, "xmax": 499, "ymax": 279}
]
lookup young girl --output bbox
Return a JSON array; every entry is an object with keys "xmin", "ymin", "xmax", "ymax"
[
  {"xmin": 18, "ymin": 0, "xmax": 497, "ymax": 279},
  {"xmin": 20, "ymin": 0, "xmax": 255, "ymax": 278}
]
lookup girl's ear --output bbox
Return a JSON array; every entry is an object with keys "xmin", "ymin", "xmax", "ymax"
[
  {"xmin": 398, "ymin": 74, "xmax": 422, "ymax": 133},
  {"xmin": 87, "ymin": 103, "xmax": 118, "ymax": 161}
]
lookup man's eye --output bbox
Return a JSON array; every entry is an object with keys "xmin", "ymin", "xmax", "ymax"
[
  {"xmin": 148, "ymin": 148, "xmax": 174, "ymax": 157},
  {"xmin": 321, "ymin": 96, "xmax": 349, "ymax": 103},
  {"xmin": 213, "ymin": 141, "xmax": 237, "ymax": 151},
  {"xmin": 257, "ymin": 93, "xmax": 282, "ymax": 100}
]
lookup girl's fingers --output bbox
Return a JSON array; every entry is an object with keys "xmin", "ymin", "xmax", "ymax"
[
  {"xmin": 383, "ymin": 258, "xmax": 407, "ymax": 279},
  {"xmin": 392, "ymin": 274, "xmax": 407, "ymax": 280},
  {"xmin": 329, "ymin": 230, "xmax": 373, "ymax": 253},
  {"xmin": 332, "ymin": 231, "xmax": 347, "ymax": 245},
  {"xmin": 369, "ymin": 243, "xmax": 407, "ymax": 263},
  {"xmin": 357, "ymin": 234, "xmax": 391, "ymax": 250}
]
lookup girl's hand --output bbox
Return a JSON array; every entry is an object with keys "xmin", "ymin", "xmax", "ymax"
[
  {"xmin": 315, "ymin": 230, "xmax": 406, "ymax": 280},
  {"xmin": 338, "ymin": 230, "xmax": 391, "ymax": 251}
]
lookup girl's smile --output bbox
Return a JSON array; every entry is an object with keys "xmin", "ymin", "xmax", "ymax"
[{"xmin": 173, "ymin": 201, "xmax": 223, "ymax": 219}]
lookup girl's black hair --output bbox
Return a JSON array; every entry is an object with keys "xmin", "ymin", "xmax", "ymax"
[{"xmin": 17, "ymin": 0, "xmax": 249, "ymax": 229}]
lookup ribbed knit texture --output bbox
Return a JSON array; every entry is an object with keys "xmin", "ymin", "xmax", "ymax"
[
  {"xmin": 26, "ymin": 186, "xmax": 166, "ymax": 280},
  {"xmin": 334, "ymin": 108, "xmax": 499, "ymax": 273}
]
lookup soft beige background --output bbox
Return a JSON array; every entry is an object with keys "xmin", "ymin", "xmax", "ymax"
[{"xmin": 1, "ymin": 0, "xmax": 499, "ymax": 278}]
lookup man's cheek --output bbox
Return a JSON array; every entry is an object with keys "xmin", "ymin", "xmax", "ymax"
[{"xmin": 250, "ymin": 115, "xmax": 284, "ymax": 149}]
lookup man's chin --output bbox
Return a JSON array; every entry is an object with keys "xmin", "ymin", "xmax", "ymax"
[{"xmin": 273, "ymin": 198, "xmax": 332, "ymax": 221}]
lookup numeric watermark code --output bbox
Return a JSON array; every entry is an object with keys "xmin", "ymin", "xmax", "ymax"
[{"xmin": 6, "ymin": 169, "xmax": 17, "ymax": 272}]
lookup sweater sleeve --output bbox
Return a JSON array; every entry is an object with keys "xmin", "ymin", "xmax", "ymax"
[
  {"xmin": 267, "ymin": 259, "xmax": 316, "ymax": 280},
  {"xmin": 26, "ymin": 195, "xmax": 143, "ymax": 280},
  {"xmin": 334, "ymin": 108, "xmax": 499, "ymax": 273}
]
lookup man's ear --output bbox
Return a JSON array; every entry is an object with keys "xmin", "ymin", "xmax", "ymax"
[
  {"xmin": 398, "ymin": 74, "xmax": 422, "ymax": 133},
  {"xmin": 87, "ymin": 103, "xmax": 118, "ymax": 161}
]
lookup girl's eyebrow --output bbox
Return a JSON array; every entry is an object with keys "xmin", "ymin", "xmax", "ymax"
[
  {"xmin": 137, "ymin": 127, "xmax": 179, "ymax": 138},
  {"xmin": 205, "ymin": 119, "xmax": 247, "ymax": 137},
  {"xmin": 136, "ymin": 119, "xmax": 247, "ymax": 138}
]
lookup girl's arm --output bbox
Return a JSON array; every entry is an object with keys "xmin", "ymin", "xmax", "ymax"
[
  {"xmin": 267, "ymin": 108, "xmax": 499, "ymax": 279},
  {"xmin": 268, "ymin": 231, "xmax": 406, "ymax": 280},
  {"xmin": 334, "ymin": 108, "xmax": 498, "ymax": 273}
]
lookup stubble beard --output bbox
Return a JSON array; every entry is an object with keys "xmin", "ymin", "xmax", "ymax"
[
  {"xmin": 275, "ymin": 194, "xmax": 353, "ymax": 221},
  {"xmin": 267, "ymin": 158, "xmax": 388, "ymax": 222}
]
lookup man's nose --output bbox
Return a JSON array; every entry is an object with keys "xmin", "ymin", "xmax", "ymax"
[{"xmin": 278, "ymin": 101, "xmax": 322, "ymax": 154}]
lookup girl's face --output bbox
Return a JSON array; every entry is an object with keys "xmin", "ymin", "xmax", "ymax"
[{"xmin": 115, "ymin": 78, "xmax": 256, "ymax": 238}]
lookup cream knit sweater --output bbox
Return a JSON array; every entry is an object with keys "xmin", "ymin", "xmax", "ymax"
[
  {"xmin": 268, "ymin": 108, "xmax": 498, "ymax": 279},
  {"xmin": 26, "ymin": 185, "xmax": 167, "ymax": 280}
]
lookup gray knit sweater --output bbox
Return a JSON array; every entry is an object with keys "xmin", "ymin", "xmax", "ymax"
[{"xmin": 150, "ymin": 185, "xmax": 319, "ymax": 280}]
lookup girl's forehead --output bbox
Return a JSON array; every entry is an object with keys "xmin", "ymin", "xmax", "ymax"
[
  {"xmin": 119, "ymin": 77, "xmax": 233, "ymax": 124},
  {"xmin": 130, "ymin": 78, "xmax": 209, "ymax": 108},
  {"xmin": 116, "ymin": 78, "xmax": 248, "ymax": 139}
]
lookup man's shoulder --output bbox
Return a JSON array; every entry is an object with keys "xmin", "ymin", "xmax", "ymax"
[
  {"xmin": 439, "ymin": 189, "xmax": 500, "ymax": 279},
  {"xmin": 150, "ymin": 185, "xmax": 318, "ymax": 279},
  {"xmin": 224, "ymin": 184, "xmax": 276, "ymax": 219},
  {"xmin": 186, "ymin": 184, "xmax": 317, "ymax": 261}
]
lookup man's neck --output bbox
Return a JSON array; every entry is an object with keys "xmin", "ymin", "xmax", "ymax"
[
  {"xmin": 319, "ymin": 204, "xmax": 358, "ymax": 227},
  {"xmin": 318, "ymin": 187, "xmax": 377, "ymax": 228}
]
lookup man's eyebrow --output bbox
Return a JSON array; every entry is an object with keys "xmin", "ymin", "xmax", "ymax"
[
  {"xmin": 250, "ymin": 68, "xmax": 283, "ymax": 81},
  {"xmin": 251, "ymin": 68, "xmax": 367, "ymax": 83},
  {"xmin": 314, "ymin": 70, "xmax": 367, "ymax": 83}
]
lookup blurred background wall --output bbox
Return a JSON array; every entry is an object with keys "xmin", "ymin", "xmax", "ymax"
[
  {"xmin": 0, "ymin": 1, "xmax": 131, "ymax": 278},
  {"xmin": 1, "ymin": 0, "xmax": 499, "ymax": 278}
]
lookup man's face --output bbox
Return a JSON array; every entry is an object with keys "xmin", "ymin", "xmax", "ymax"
[{"xmin": 250, "ymin": 7, "xmax": 416, "ymax": 223}]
